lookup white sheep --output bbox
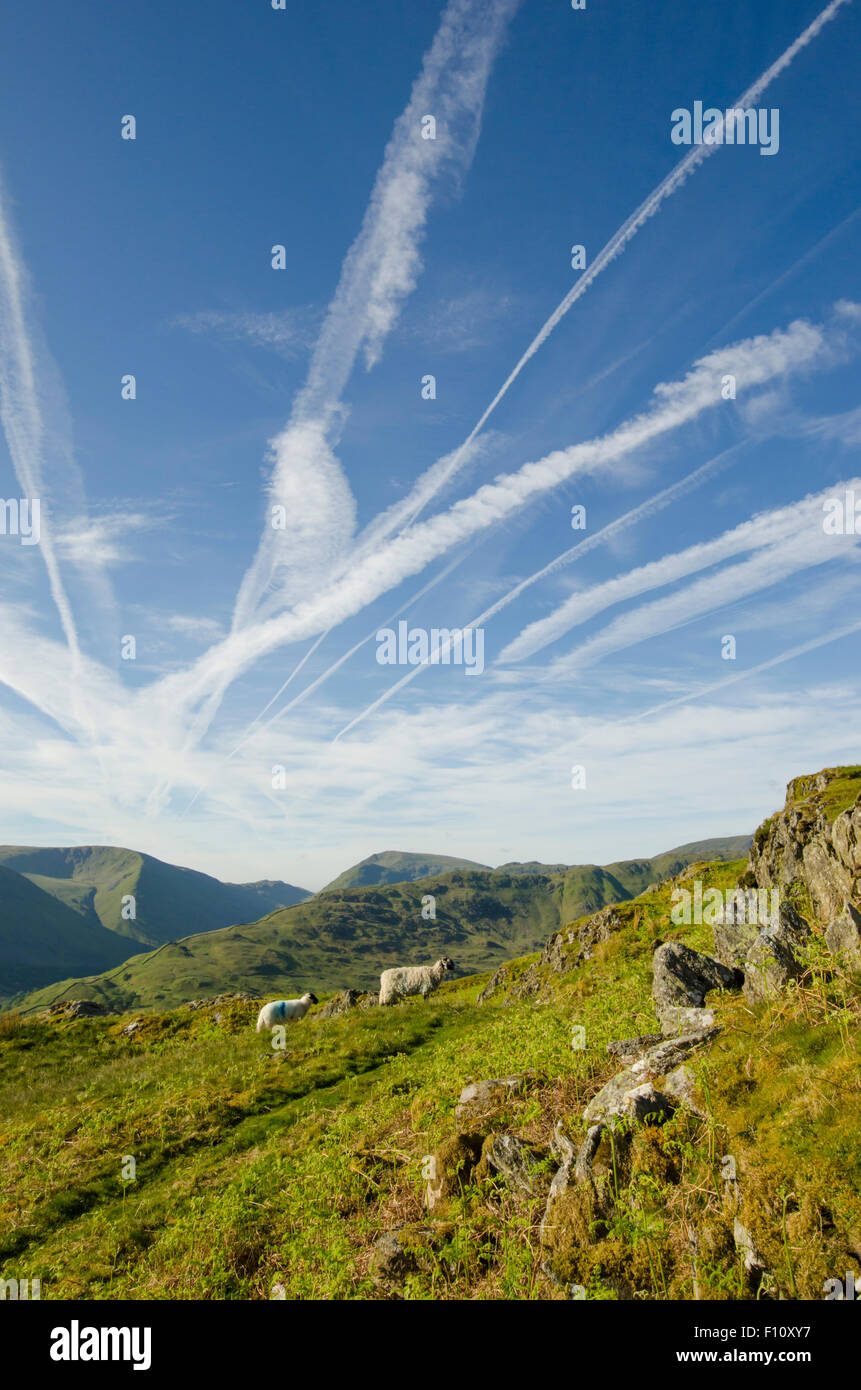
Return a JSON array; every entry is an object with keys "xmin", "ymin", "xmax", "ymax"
[
  {"xmin": 379, "ymin": 957, "xmax": 454, "ymax": 1007},
  {"xmin": 255, "ymin": 993, "xmax": 318, "ymax": 1032}
]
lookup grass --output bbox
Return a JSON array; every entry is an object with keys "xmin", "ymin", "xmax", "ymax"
[{"xmin": 2, "ymin": 855, "xmax": 858, "ymax": 1300}]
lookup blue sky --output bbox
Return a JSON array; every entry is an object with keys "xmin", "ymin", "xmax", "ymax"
[{"xmin": 0, "ymin": 0, "xmax": 859, "ymax": 889}]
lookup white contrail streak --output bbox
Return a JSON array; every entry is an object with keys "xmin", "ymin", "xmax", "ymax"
[
  {"xmin": 615, "ymin": 617, "xmax": 861, "ymax": 726},
  {"xmin": 330, "ymin": 442, "xmax": 747, "ymax": 741},
  {"xmin": 371, "ymin": 0, "xmax": 853, "ymax": 539},
  {"xmin": 232, "ymin": 0, "xmax": 521, "ymax": 630},
  {"xmin": 0, "ymin": 173, "xmax": 81, "ymax": 660}
]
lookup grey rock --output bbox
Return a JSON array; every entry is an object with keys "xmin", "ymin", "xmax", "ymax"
[
  {"xmin": 606, "ymin": 1034, "xmax": 663, "ymax": 1064},
  {"xmin": 574, "ymin": 1122, "xmax": 605, "ymax": 1184},
  {"xmin": 733, "ymin": 1218, "xmax": 767, "ymax": 1276},
  {"xmin": 484, "ymin": 1133, "xmax": 549, "ymax": 1196},
  {"xmin": 713, "ymin": 908, "xmax": 762, "ymax": 970},
  {"xmin": 658, "ymin": 1006, "xmax": 716, "ymax": 1036},
  {"xmin": 619, "ymin": 1082, "xmax": 675, "ymax": 1124},
  {"xmin": 539, "ymin": 1123, "xmax": 583, "ymax": 1241},
  {"xmin": 121, "ymin": 1020, "xmax": 141, "ymax": 1036},
  {"xmin": 455, "ymin": 1073, "xmax": 533, "ymax": 1124},
  {"xmin": 743, "ymin": 907, "xmax": 810, "ymax": 1005},
  {"xmin": 825, "ymin": 901, "xmax": 861, "ymax": 965},
  {"xmin": 652, "ymin": 941, "xmax": 743, "ymax": 1012},
  {"xmin": 661, "ymin": 1065, "xmax": 704, "ymax": 1116},
  {"xmin": 584, "ymin": 1029, "xmax": 719, "ymax": 1125},
  {"xmin": 550, "ymin": 1120, "xmax": 576, "ymax": 1166},
  {"xmin": 369, "ymin": 1225, "xmax": 450, "ymax": 1291},
  {"xmin": 317, "ymin": 989, "xmax": 361, "ymax": 1019}
]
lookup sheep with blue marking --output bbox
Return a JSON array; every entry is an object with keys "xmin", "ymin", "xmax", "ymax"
[
  {"xmin": 255, "ymin": 993, "xmax": 318, "ymax": 1032},
  {"xmin": 379, "ymin": 957, "xmax": 455, "ymax": 1007}
]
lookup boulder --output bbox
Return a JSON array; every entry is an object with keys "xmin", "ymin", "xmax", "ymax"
[
  {"xmin": 369, "ymin": 1224, "xmax": 453, "ymax": 1292},
  {"xmin": 425, "ymin": 1132, "xmax": 484, "ymax": 1210},
  {"xmin": 661, "ymin": 1065, "xmax": 704, "ymax": 1117},
  {"xmin": 652, "ymin": 942, "xmax": 742, "ymax": 1012},
  {"xmin": 539, "ymin": 1122, "xmax": 582, "ymax": 1241},
  {"xmin": 618, "ymin": 1082, "xmax": 675, "ymax": 1124}
]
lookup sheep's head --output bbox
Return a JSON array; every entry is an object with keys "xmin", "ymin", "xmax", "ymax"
[
  {"xmin": 438, "ymin": 957, "xmax": 455, "ymax": 973},
  {"xmin": 302, "ymin": 993, "xmax": 319, "ymax": 1006}
]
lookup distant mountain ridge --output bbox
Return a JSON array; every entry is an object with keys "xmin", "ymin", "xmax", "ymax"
[
  {"xmin": 322, "ymin": 850, "xmax": 490, "ymax": 891},
  {"xmin": 0, "ymin": 845, "xmax": 311, "ymax": 1002},
  {"xmin": 13, "ymin": 833, "xmax": 753, "ymax": 1015}
]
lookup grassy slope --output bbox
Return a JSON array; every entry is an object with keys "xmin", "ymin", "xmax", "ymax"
[
  {"xmin": 13, "ymin": 838, "xmax": 752, "ymax": 1016},
  {"xmin": 1, "ymin": 854, "xmax": 857, "ymax": 1300}
]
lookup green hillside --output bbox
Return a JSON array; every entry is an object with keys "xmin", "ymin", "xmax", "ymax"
[
  {"xmin": 322, "ymin": 849, "xmax": 490, "ymax": 890},
  {"xmin": 0, "ymin": 866, "xmax": 133, "ymax": 998},
  {"xmin": 0, "ymin": 845, "xmax": 311, "ymax": 1003},
  {"xmin": 14, "ymin": 835, "xmax": 752, "ymax": 1016},
  {"xmin": 0, "ymin": 785, "xmax": 856, "ymax": 1300}
]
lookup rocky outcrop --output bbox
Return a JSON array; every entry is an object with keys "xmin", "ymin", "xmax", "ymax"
[
  {"xmin": 45, "ymin": 999, "xmax": 113, "ymax": 1019},
  {"xmin": 742, "ymin": 908, "xmax": 810, "ymax": 1005},
  {"xmin": 606, "ymin": 1034, "xmax": 663, "ymax": 1064},
  {"xmin": 747, "ymin": 768, "xmax": 861, "ymax": 925},
  {"xmin": 584, "ymin": 1030, "xmax": 718, "ymax": 1126},
  {"xmin": 824, "ymin": 901, "xmax": 861, "ymax": 966}
]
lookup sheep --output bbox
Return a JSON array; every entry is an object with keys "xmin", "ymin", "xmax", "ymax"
[
  {"xmin": 379, "ymin": 957, "xmax": 455, "ymax": 1007},
  {"xmin": 255, "ymin": 993, "xmax": 318, "ymax": 1032}
]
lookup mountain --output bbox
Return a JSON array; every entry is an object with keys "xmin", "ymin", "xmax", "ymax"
[
  {"xmin": 0, "ymin": 845, "xmax": 311, "ymax": 1003},
  {"xmin": 13, "ymin": 834, "xmax": 752, "ymax": 1015},
  {"xmin": 321, "ymin": 850, "xmax": 490, "ymax": 890},
  {"xmin": 0, "ymin": 865, "xmax": 134, "ymax": 997},
  {"xmin": 0, "ymin": 769, "xmax": 856, "ymax": 1305}
]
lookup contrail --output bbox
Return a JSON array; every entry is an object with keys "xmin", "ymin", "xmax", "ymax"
[
  {"xmin": 331, "ymin": 441, "xmax": 748, "ymax": 741},
  {"xmin": 376, "ymin": 0, "xmax": 853, "ymax": 538},
  {"xmin": 232, "ymin": 0, "xmax": 522, "ymax": 631},
  {"xmin": 0, "ymin": 172, "xmax": 81, "ymax": 661},
  {"xmin": 614, "ymin": 616, "xmax": 861, "ymax": 726}
]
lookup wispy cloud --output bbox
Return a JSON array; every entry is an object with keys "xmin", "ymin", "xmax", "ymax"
[{"xmin": 173, "ymin": 307, "xmax": 320, "ymax": 359}]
